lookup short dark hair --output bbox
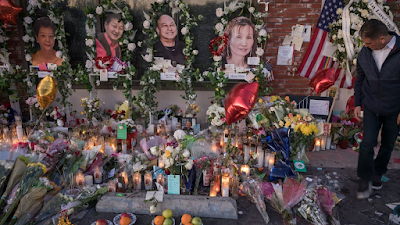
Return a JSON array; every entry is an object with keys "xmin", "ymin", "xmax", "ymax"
[
  {"xmin": 360, "ymin": 19, "xmax": 389, "ymax": 40},
  {"xmin": 34, "ymin": 17, "xmax": 56, "ymax": 37},
  {"xmin": 105, "ymin": 13, "xmax": 121, "ymax": 24}
]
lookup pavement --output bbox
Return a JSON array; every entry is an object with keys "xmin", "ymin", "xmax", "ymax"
[{"xmin": 67, "ymin": 148, "xmax": 400, "ymax": 225}]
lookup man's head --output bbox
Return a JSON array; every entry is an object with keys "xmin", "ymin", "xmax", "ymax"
[
  {"xmin": 156, "ymin": 14, "xmax": 177, "ymax": 41},
  {"xmin": 104, "ymin": 13, "xmax": 123, "ymax": 43},
  {"xmin": 360, "ymin": 19, "xmax": 390, "ymax": 50}
]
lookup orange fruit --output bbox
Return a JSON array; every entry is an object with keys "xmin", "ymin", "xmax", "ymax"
[
  {"xmin": 153, "ymin": 215, "xmax": 165, "ymax": 225},
  {"xmin": 184, "ymin": 223, "xmax": 193, "ymax": 225},
  {"xmin": 120, "ymin": 216, "xmax": 131, "ymax": 225},
  {"xmin": 181, "ymin": 214, "xmax": 192, "ymax": 224}
]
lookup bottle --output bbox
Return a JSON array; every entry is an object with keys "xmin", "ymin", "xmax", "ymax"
[
  {"xmin": 160, "ymin": 120, "xmax": 167, "ymax": 137},
  {"xmin": 116, "ymin": 176, "xmax": 125, "ymax": 193}
]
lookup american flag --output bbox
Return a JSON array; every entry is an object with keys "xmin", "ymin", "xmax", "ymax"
[{"xmin": 298, "ymin": 0, "xmax": 354, "ymax": 88}]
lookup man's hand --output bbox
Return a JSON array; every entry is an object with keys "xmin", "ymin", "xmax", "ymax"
[
  {"xmin": 354, "ymin": 106, "xmax": 362, "ymax": 121},
  {"xmin": 397, "ymin": 113, "xmax": 400, "ymax": 125}
]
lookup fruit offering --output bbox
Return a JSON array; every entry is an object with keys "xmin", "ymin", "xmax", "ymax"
[
  {"xmin": 181, "ymin": 214, "xmax": 192, "ymax": 224},
  {"xmin": 95, "ymin": 219, "xmax": 108, "ymax": 225},
  {"xmin": 153, "ymin": 209, "xmax": 175, "ymax": 225},
  {"xmin": 191, "ymin": 217, "xmax": 202, "ymax": 225},
  {"xmin": 120, "ymin": 216, "xmax": 131, "ymax": 225}
]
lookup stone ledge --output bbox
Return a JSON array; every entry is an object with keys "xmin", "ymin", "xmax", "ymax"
[{"xmin": 96, "ymin": 192, "xmax": 238, "ymax": 220}]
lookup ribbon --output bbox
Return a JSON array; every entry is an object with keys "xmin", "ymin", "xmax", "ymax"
[
  {"xmin": 342, "ymin": 0, "xmax": 355, "ymax": 61},
  {"xmin": 368, "ymin": 0, "xmax": 400, "ymax": 35}
]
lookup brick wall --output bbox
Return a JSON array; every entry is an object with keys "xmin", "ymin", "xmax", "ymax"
[{"xmin": 266, "ymin": 0, "xmax": 400, "ymax": 96}]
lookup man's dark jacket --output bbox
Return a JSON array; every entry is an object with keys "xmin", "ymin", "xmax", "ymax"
[{"xmin": 354, "ymin": 33, "xmax": 400, "ymax": 116}]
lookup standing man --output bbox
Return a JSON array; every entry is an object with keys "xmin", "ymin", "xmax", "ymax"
[
  {"xmin": 354, "ymin": 19, "xmax": 400, "ymax": 199},
  {"xmin": 96, "ymin": 13, "xmax": 123, "ymax": 59},
  {"xmin": 153, "ymin": 14, "xmax": 185, "ymax": 65}
]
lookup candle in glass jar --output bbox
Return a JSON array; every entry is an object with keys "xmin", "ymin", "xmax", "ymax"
[
  {"xmin": 133, "ymin": 172, "xmax": 142, "ymax": 190},
  {"xmin": 268, "ymin": 153, "xmax": 275, "ymax": 170},
  {"xmin": 314, "ymin": 138, "xmax": 321, "ymax": 151},
  {"xmin": 203, "ymin": 170, "xmax": 210, "ymax": 187},
  {"xmin": 94, "ymin": 167, "xmax": 102, "ymax": 184},
  {"xmin": 156, "ymin": 173, "xmax": 164, "ymax": 186},
  {"xmin": 244, "ymin": 145, "xmax": 250, "ymax": 163},
  {"xmin": 84, "ymin": 175, "xmax": 93, "ymax": 186},
  {"xmin": 144, "ymin": 172, "xmax": 153, "ymax": 190},
  {"xmin": 211, "ymin": 140, "xmax": 219, "ymax": 153},
  {"xmin": 158, "ymin": 157, "xmax": 165, "ymax": 168},
  {"xmin": 121, "ymin": 171, "xmax": 128, "ymax": 188},
  {"xmin": 240, "ymin": 165, "xmax": 250, "ymax": 178},
  {"xmin": 221, "ymin": 173, "xmax": 230, "ymax": 197},
  {"xmin": 209, "ymin": 181, "xmax": 217, "ymax": 197},
  {"xmin": 76, "ymin": 172, "xmax": 84, "ymax": 187},
  {"xmin": 213, "ymin": 172, "xmax": 220, "ymax": 193},
  {"xmin": 257, "ymin": 146, "xmax": 264, "ymax": 168},
  {"xmin": 107, "ymin": 180, "xmax": 116, "ymax": 192}
]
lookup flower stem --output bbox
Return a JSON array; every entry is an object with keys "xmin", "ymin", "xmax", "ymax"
[{"xmin": 0, "ymin": 196, "xmax": 21, "ymax": 225}]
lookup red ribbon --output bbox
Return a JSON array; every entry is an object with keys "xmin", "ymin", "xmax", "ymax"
[{"xmin": 94, "ymin": 55, "xmax": 115, "ymax": 70}]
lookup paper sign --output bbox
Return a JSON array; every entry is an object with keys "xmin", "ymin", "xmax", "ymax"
[
  {"xmin": 167, "ymin": 175, "xmax": 180, "ymax": 195},
  {"xmin": 146, "ymin": 191, "xmax": 164, "ymax": 202},
  {"xmin": 277, "ymin": 46, "xmax": 293, "ymax": 65},
  {"xmin": 117, "ymin": 124, "xmax": 127, "ymax": 139},
  {"xmin": 292, "ymin": 36, "xmax": 304, "ymax": 51},
  {"xmin": 37, "ymin": 71, "xmax": 53, "ymax": 78},
  {"xmin": 229, "ymin": 73, "xmax": 247, "ymax": 80},
  {"xmin": 161, "ymin": 73, "xmax": 178, "ymax": 81},
  {"xmin": 282, "ymin": 35, "xmax": 293, "ymax": 46},
  {"xmin": 302, "ymin": 25, "xmax": 312, "ymax": 42},
  {"xmin": 292, "ymin": 24, "xmax": 305, "ymax": 37},
  {"xmin": 294, "ymin": 160, "xmax": 307, "ymax": 172},
  {"xmin": 247, "ymin": 57, "xmax": 260, "ymax": 65},
  {"xmin": 309, "ymin": 99, "xmax": 330, "ymax": 116},
  {"xmin": 193, "ymin": 124, "xmax": 200, "ymax": 134},
  {"xmin": 322, "ymin": 41, "xmax": 338, "ymax": 58},
  {"xmin": 245, "ymin": 72, "xmax": 255, "ymax": 83},
  {"xmin": 100, "ymin": 69, "xmax": 108, "ymax": 81},
  {"xmin": 236, "ymin": 67, "xmax": 246, "ymax": 73},
  {"xmin": 323, "ymin": 123, "xmax": 331, "ymax": 136},
  {"xmin": 225, "ymin": 64, "xmax": 235, "ymax": 74},
  {"xmin": 91, "ymin": 145, "xmax": 102, "ymax": 152}
]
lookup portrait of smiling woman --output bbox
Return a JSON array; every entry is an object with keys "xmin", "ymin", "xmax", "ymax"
[
  {"xmin": 96, "ymin": 13, "xmax": 124, "ymax": 59},
  {"xmin": 223, "ymin": 16, "xmax": 257, "ymax": 69},
  {"xmin": 32, "ymin": 17, "xmax": 64, "ymax": 66}
]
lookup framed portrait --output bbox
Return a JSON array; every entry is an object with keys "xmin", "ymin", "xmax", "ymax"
[{"xmin": 327, "ymin": 86, "xmax": 339, "ymax": 100}]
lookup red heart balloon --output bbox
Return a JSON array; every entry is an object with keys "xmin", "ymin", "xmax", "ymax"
[
  {"xmin": 309, "ymin": 68, "xmax": 336, "ymax": 94},
  {"xmin": 224, "ymin": 82, "xmax": 259, "ymax": 125},
  {"xmin": 0, "ymin": 0, "xmax": 22, "ymax": 28}
]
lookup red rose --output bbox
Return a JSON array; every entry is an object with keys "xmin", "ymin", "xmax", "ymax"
[
  {"xmin": 354, "ymin": 143, "xmax": 358, "ymax": 147},
  {"xmin": 165, "ymin": 169, "xmax": 170, "ymax": 175},
  {"xmin": 350, "ymin": 118, "xmax": 359, "ymax": 123},
  {"xmin": 3, "ymin": 103, "xmax": 10, "ymax": 108}
]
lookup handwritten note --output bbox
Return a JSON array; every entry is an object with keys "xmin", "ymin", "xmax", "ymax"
[
  {"xmin": 167, "ymin": 175, "xmax": 180, "ymax": 195},
  {"xmin": 309, "ymin": 99, "xmax": 330, "ymax": 116}
]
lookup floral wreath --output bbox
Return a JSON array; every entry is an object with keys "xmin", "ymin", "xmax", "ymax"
[
  {"xmin": 82, "ymin": 0, "xmax": 137, "ymax": 110},
  {"xmin": 200, "ymin": 0, "xmax": 272, "ymax": 104},
  {"xmin": 22, "ymin": 0, "xmax": 72, "ymax": 107},
  {"xmin": 0, "ymin": 20, "xmax": 15, "ymax": 97},
  {"xmin": 136, "ymin": 0, "xmax": 202, "ymax": 121},
  {"xmin": 328, "ymin": 0, "xmax": 394, "ymax": 70}
]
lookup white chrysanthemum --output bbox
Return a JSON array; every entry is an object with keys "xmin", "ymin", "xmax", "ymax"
[
  {"xmin": 95, "ymin": 6, "xmax": 103, "ymax": 15},
  {"xmin": 56, "ymin": 51, "xmax": 62, "ymax": 58},
  {"xmin": 215, "ymin": 23, "xmax": 224, "ymax": 32},
  {"xmin": 248, "ymin": 7, "xmax": 255, "ymax": 13},
  {"xmin": 128, "ymin": 43, "xmax": 136, "ymax": 51},
  {"xmin": 361, "ymin": 9, "xmax": 368, "ymax": 18},
  {"xmin": 157, "ymin": 0, "xmax": 164, "ymax": 3},
  {"xmin": 192, "ymin": 50, "xmax": 198, "ymax": 55},
  {"xmin": 353, "ymin": 58, "xmax": 357, "ymax": 65},
  {"xmin": 338, "ymin": 30, "xmax": 343, "ymax": 39},
  {"xmin": 124, "ymin": 22, "xmax": 133, "ymax": 31},
  {"xmin": 182, "ymin": 149, "xmax": 190, "ymax": 158},
  {"xmin": 143, "ymin": 20, "xmax": 150, "ymax": 29},
  {"xmin": 150, "ymin": 146, "xmax": 159, "ymax": 156},
  {"xmin": 216, "ymin": 8, "xmax": 224, "ymax": 17},
  {"xmin": 181, "ymin": 27, "xmax": 189, "ymax": 35},
  {"xmin": 259, "ymin": 29, "xmax": 267, "ymax": 37},
  {"xmin": 174, "ymin": 129, "xmax": 186, "ymax": 140},
  {"xmin": 150, "ymin": 205, "xmax": 156, "ymax": 214},
  {"xmin": 213, "ymin": 56, "xmax": 222, "ymax": 61},
  {"xmin": 87, "ymin": 14, "xmax": 94, "ymax": 19},
  {"xmin": 142, "ymin": 54, "xmax": 152, "ymax": 62},
  {"xmin": 336, "ymin": 8, "xmax": 343, "ymax": 15},
  {"xmin": 67, "ymin": 83, "xmax": 72, "ymax": 89},
  {"xmin": 256, "ymin": 47, "xmax": 264, "ymax": 56},
  {"xmin": 185, "ymin": 159, "xmax": 194, "ymax": 170},
  {"xmin": 24, "ymin": 17, "xmax": 33, "ymax": 24},
  {"xmin": 85, "ymin": 39, "xmax": 94, "ymax": 47},
  {"xmin": 22, "ymin": 35, "xmax": 30, "ymax": 43},
  {"xmin": 25, "ymin": 54, "xmax": 32, "ymax": 62}
]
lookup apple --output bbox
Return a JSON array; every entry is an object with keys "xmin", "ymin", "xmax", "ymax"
[
  {"xmin": 191, "ymin": 217, "xmax": 202, "ymax": 225},
  {"xmin": 96, "ymin": 219, "xmax": 108, "ymax": 225},
  {"xmin": 121, "ymin": 213, "xmax": 130, "ymax": 218}
]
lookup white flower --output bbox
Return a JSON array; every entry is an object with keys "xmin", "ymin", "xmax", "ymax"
[
  {"xmin": 256, "ymin": 47, "xmax": 264, "ymax": 56},
  {"xmin": 128, "ymin": 43, "xmax": 136, "ymax": 51},
  {"xmin": 23, "ymin": 17, "xmax": 33, "ymax": 24},
  {"xmin": 183, "ymin": 149, "xmax": 190, "ymax": 158},
  {"xmin": 56, "ymin": 51, "xmax": 62, "ymax": 58},
  {"xmin": 25, "ymin": 54, "xmax": 32, "ymax": 62},
  {"xmin": 248, "ymin": 7, "xmax": 255, "ymax": 13},
  {"xmin": 185, "ymin": 159, "xmax": 194, "ymax": 170},
  {"xmin": 332, "ymin": 34, "xmax": 337, "ymax": 40},
  {"xmin": 199, "ymin": 77, "xmax": 204, "ymax": 82},
  {"xmin": 150, "ymin": 146, "xmax": 159, "ymax": 156},
  {"xmin": 29, "ymin": 0, "xmax": 38, "ymax": 6},
  {"xmin": 113, "ymin": 86, "xmax": 117, "ymax": 91},
  {"xmin": 181, "ymin": 27, "xmax": 189, "ymax": 35},
  {"xmin": 174, "ymin": 129, "xmax": 186, "ymax": 140},
  {"xmin": 192, "ymin": 50, "xmax": 198, "ymax": 55},
  {"xmin": 213, "ymin": 56, "xmax": 222, "ymax": 61},
  {"xmin": 150, "ymin": 205, "xmax": 156, "ymax": 214},
  {"xmin": 259, "ymin": 29, "xmax": 267, "ymax": 37},
  {"xmin": 361, "ymin": 9, "xmax": 368, "ymax": 18},
  {"xmin": 215, "ymin": 23, "xmax": 224, "ymax": 32},
  {"xmin": 353, "ymin": 58, "xmax": 357, "ymax": 65},
  {"xmin": 338, "ymin": 29, "xmax": 343, "ymax": 39},
  {"xmin": 157, "ymin": 0, "xmax": 164, "ymax": 3},
  {"xmin": 124, "ymin": 22, "xmax": 133, "ymax": 31},
  {"xmin": 216, "ymin": 8, "xmax": 224, "ymax": 17},
  {"xmin": 96, "ymin": 80, "xmax": 100, "ymax": 86},
  {"xmin": 336, "ymin": 8, "xmax": 343, "ymax": 15},
  {"xmin": 217, "ymin": 82, "xmax": 224, "ymax": 88},
  {"xmin": 143, "ymin": 20, "xmax": 150, "ymax": 29},
  {"xmin": 138, "ymin": 41, "xmax": 142, "ymax": 47},
  {"xmin": 67, "ymin": 83, "xmax": 72, "ymax": 89},
  {"xmin": 22, "ymin": 35, "xmax": 30, "ymax": 43},
  {"xmin": 142, "ymin": 54, "xmax": 153, "ymax": 62},
  {"xmin": 87, "ymin": 14, "xmax": 94, "ymax": 19},
  {"xmin": 85, "ymin": 38, "xmax": 93, "ymax": 47},
  {"xmin": 85, "ymin": 60, "xmax": 93, "ymax": 69},
  {"xmin": 96, "ymin": 6, "xmax": 103, "ymax": 15}
]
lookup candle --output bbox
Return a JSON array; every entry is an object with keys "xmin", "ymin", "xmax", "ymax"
[
  {"xmin": 231, "ymin": 176, "xmax": 239, "ymax": 200},
  {"xmin": 144, "ymin": 172, "xmax": 153, "ymax": 190},
  {"xmin": 107, "ymin": 180, "xmax": 116, "ymax": 192},
  {"xmin": 94, "ymin": 167, "xmax": 102, "ymax": 184},
  {"xmin": 267, "ymin": 153, "xmax": 275, "ymax": 170},
  {"xmin": 321, "ymin": 135, "xmax": 327, "ymax": 150},
  {"xmin": 76, "ymin": 172, "xmax": 84, "ymax": 187},
  {"xmin": 326, "ymin": 136, "xmax": 332, "ymax": 150},
  {"xmin": 244, "ymin": 145, "xmax": 250, "ymax": 163},
  {"xmin": 221, "ymin": 173, "xmax": 230, "ymax": 197},
  {"xmin": 84, "ymin": 175, "xmax": 93, "ymax": 186},
  {"xmin": 121, "ymin": 171, "xmax": 128, "ymax": 188},
  {"xmin": 314, "ymin": 138, "xmax": 321, "ymax": 151},
  {"xmin": 156, "ymin": 173, "xmax": 164, "ymax": 186},
  {"xmin": 213, "ymin": 172, "xmax": 220, "ymax": 193},
  {"xmin": 158, "ymin": 157, "xmax": 165, "ymax": 168},
  {"xmin": 240, "ymin": 165, "xmax": 250, "ymax": 177},
  {"xmin": 257, "ymin": 146, "xmax": 264, "ymax": 168},
  {"xmin": 121, "ymin": 139, "xmax": 127, "ymax": 154},
  {"xmin": 203, "ymin": 170, "xmax": 210, "ymax": 187},
  {"xmin": 133, "ymin": 172, "xmax": 142, "ymax": 190},
  {"xmin": 209, "ymin": 181, "xmax": 217, "ymax": 197},
  {"xmin": 211, "ymin": 140, "xmax": 219, "ymax": 153}
]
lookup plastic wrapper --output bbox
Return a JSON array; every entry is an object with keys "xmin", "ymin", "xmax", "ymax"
[
  {"xmin": 295, "ymin": 188, "xmax": 328, "ymax": 225},
  {"xmin": 140, "ymin": 136, "xmax": 166, "ymax": 158},
  {"xmin": 48, "ymin": 138, "xmax": 69, "ymax": 155},
  {"xmin": 0, "ymin": 158, "xmax": 28, "ymax": 206},
  {"xmin": 0, "ymin": 160, "xmax": 14, "ymax": 194},
  {"xmin": 317, "ymin": 187, "xmax": 341, "ymax": 225},
  {"xmin": 13, "ymin": 187, "xmax": 47, "ymax": 219},
  {"xmin": 283, "ymin": 178, "xmax": 307, "ymax": 209},
  {"xmin": 270, "ymin": 160, "xmax": 297, "ymax": 179},
  {"xmin": 268, "ymin": 128, "xmax": 291, "ymax": 163},
  {"xmin": 85, "ymin": 153, "xmax": 103, "ymax": 175},
  {"xmin": 241, "ymin": 179, "xmax": 270, "ymax": 224},
  {"xmin": 34, "ymin": 193, "xmax": 72, "ymax": 222},
  {"xmin": 261, "ymin": 182, "xmax": 274, "ymax": 200},
  {"xmin": 14, "ymin": 201, "xmax": 43, "ymax": 225}
]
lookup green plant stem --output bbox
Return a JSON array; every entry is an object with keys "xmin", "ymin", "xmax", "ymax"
[{"xmin": 0, "ymin": 196, "xmax": 21, "ymax": 225}]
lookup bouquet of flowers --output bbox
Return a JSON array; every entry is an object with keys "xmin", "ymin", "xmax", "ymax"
[
  {"xmin": 80, "ymin": 97, "xmax": 101, "ymax": 121},
  {"xmin": 206, "ymin": 103, "xmax": 226, "ymax": 127},
  {"xmin": 25, "ymin": 96, "xmax": 43, "ymax": 119},
  {"xmin": 33, "ymin": 192, "xmax": 74, "ymax": 223},
  {"xmin": 290, "ymin": 121, "xmax": 319, "ymax": 161},
  {"xmin": 295, "ymin": 188, "xmax": 328, "ymax": 224},
  {"xmin": 0, "ymin": 162, "xmax": 47, "ymax": 225},
  {"xmin": 0, "ymin": 160, "xmax": 14, "ymax": 193},
  {"xmin": 184, "ymin": 103, "xmax": 199, "ymax": 117},
  {"xmin": 49, "ymin": 107, "xmax": 65, "ymax": 122},
  {"xmin": 68, "ymin": 185, "xmax": 108, "ymax": 214},
  {"xmin": 241, "ymin": 179, "xmax": 270, "ymax": 224},
  {"xmin": 107, "ymin": 109, "xmax": 126, "ymax": 121},
  {"xmin": 337, "ymin": 113, "xmax": 362, "ymax": 147}
]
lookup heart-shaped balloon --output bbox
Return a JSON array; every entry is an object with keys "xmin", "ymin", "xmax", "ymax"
[
  {"xmin": 37, "ymin": 75, "xmax": 58, "ymax": 109},
  {"xmin": 309, "ymin": 68, "xmax": 336, "ymax": 94},
  {"xmin": 0, "ymin": 0, "xmax": 22, "ymax": 28},
  {"xmin": 224, "ymin": 82, "xmax": 259, "ymax": 125}
]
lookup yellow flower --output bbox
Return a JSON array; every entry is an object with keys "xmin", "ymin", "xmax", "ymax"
[
  {"xmin": 255, "ymin": 77, "xmax": 258, "ymax": 81},
  {"xmin": 216, "ymin": 88, "xmax": 219, "ymax": 91},
  {"xmin": 301, "ymin": 124, "xmax": 312, "ymax": 136},
  {"xmin": 295, "ymin": 124, "xmax": 301, "ymax": 132},
  {"xmin": 81, "ymin": 111, "xmax": 85, "ymax": 115},
  {"xmin": 310, "ymin": 124, "xmax": 318, "ymax": 134},
  {"xmin": 285, "ymin": 121, "xmax": 291, "ymax": 127},
  {"xmin": 165, "ymin": 150, "xmax": 171, "ymax": 158},
  {"xmin": 258, "ymin": 98, "xmax": 263, "ymax": 104},
  {"xmin": 117, "ymin": 110, "xmax": 122, "ymax": 114},
  {"xmin": 270, "ymin": 95, "xmax": 281, "ymax": 102},
  {"xmin": 296, "ymin": 114, "xmax": 302, "ymax": 119}
]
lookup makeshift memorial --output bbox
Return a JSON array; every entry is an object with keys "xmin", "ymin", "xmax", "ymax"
[
  {"xmin": 295, "ymin": 188, "xmax": 328, "ymax": 224},
  {"xmin": 241, "ymin": 179, "xmax": 270, "ymax": 224},
  {"xmin": 34, "ymin": 192, "xmax": 74, "ymax": 222}
]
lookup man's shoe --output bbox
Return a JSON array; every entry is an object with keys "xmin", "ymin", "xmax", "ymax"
[
  {"xmin": 356, "ymin": 179, "xmax": 372, "ymax": 199},
  {"xmin": 372, "ymin": 175, "xmax": 382, "ymax": 190}
]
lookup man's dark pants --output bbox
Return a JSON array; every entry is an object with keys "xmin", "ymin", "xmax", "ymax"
[{"xmin": 357, "ymin": 106, "xmax": 399, "ymax": 181}]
